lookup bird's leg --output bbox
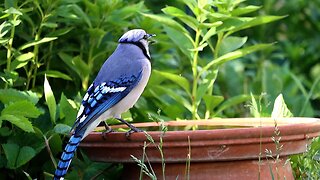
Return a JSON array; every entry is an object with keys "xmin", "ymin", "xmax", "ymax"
[
  {"xmin": 101, "ymin": 121, "xmax": 114, "ymax": 139},
  {"xmin": 115, "ymin": 118, "xmax": 143, "ymax": 138}
]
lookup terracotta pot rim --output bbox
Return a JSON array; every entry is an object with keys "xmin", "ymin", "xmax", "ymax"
[
  {"xmin": 81, "ymin": 117, "xmax": 320, "ymax": 163},
  {"xmin": 85, "ymin": 117, "xmax": 320, "ymax": 142}
]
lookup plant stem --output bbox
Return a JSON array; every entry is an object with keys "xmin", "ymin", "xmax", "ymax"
[
  {"xmin": 191, "ymin": 29, "xmax": 201, "ymax": 120},
  {"xmin": 5, "ymin": 15, "xmax": 17, "ymax": 88},
  {"xmin": 204, "ymin": 32, "xmax": 223, "ymax": 118}
]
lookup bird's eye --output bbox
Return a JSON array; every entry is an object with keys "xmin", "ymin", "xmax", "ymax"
[{"xmin": 143, "ymin": 35, "xmax": 148, "ymax": 39}]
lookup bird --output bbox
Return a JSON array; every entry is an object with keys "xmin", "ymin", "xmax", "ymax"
[{"xmin": 54, "ymin": 29, "xmax": 155, "ymax": 179}]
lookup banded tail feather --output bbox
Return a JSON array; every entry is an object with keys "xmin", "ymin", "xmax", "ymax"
[{"xmin": 54, "ymin": 135, "xmax": 82, "ymax": 180}]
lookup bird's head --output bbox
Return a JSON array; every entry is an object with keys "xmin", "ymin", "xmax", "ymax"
[{"xmin": 118, "ymin": 29, "xmax": 155, "ymax": 59}]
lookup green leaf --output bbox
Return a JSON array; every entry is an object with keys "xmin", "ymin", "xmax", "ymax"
[
  {"xmin": 0, "ymin": 89, "xmax": 39, "ymax": 104},
  {"xmin": 2, "ymin": 143, "xmax": 19, "ymax": 169},
  {"xmin": 153, "ymin": 70, "xmax": 191, "ymax": 97},
  {"xmin": 10, "ymin": 60, "xmax": 29, "ymax": 70},
  {"xmin": 199, "ymin": 22, "xmax": 223, "ymax": 44},
  {"xmin": 163, "ymin": 26, "xmax": 194, "ymax": 58},
  {"xmin": 231, "ymin": 5, "xmax": 261, "ymax": 16},
  {"xmin": 0, "ymin": 114, "xmax": 34, "ymax": 133},
  {"xmin": 54, "ymin": 124, "xmax": 71, "ymax": 135},
  {"xmin": 44, "ymin": 75, "xmax": 56, "ymax": 124},
  {"xmin": 214, "ymin": 94, "xmax": 252, "ymax": 116},
  {"xmin": 219, "ymin": 36, "xmax": 248, "ymax": 55},
  {"xmin": 4, "ymin": 7, "xmax": 22, "ymax": 15},
  {"xmin": 195, "ymin": 70, "xmax": 218, "ymax": 105},
  {"xmin": 142, "ymin": 13, "xmax": 188, "ymax": 34},
  {"xmin": 271, "ymin": 94, "xmax": 293, "ymax": 118},
  {"xmin": 162, "ymin": 6, "xmax": 198, "ymax": 31},
  {"xmin": 38, "ymin": 70, "xmax": 72, "ymax": 81},
  {"xmin": 19, "ymin": 37, "xmax": 57, "ymax": 50},
  {"xmin": 203, "ymin": 95, "xmax": 224, "ymax": 112},
  {"xmin": 15, "ymin": 52, "xmax": 34, "ymax": 61},
  {"xmin": 16, "ymin": 146, "xmax": 36, "ymax": 168},
  {"xmin": 59, "ymin": 93, "xmax": 77, "ymax": 126},
  {"xmin": 2, "ymin": 144, "xmax": 36, "ymax": 169},
  {"xmin": 226, "ymin": 15, "xmax": 286, "ymax": 36},
  {"xmin": 1, "ymin": 100, "xmax": 41, "ymax": 118},
  {"xmin": 70, "ymin": 4, "xmax": 92, "ymax": 28},
  {"xmin": 200, "ymin": 43, "xmax": 273, "ymax": 75}
]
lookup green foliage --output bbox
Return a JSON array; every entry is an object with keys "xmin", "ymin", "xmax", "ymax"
[
  {"xmin": 0, "ymin": 0, "xmax": 319, "ymax": 179},
  {"xmin": 143, "ymin": 0, "xmax": 283, "ymax": 120}
]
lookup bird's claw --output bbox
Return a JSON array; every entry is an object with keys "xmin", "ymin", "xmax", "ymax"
[
  {"xmin": 125, "ymin": 127, "xmax": 143, "ymax": 139},
  {"xmin": 101, "ymin": 128, "xmax": 115, "ymax": 140}
]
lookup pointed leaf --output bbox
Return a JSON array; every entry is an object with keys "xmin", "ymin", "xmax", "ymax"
[
  {"xmin": 153, "ymin": 70, "xmax": 191, "ymax": 97},
  {"xmin": 162, "ymin": 6, "xmax": 198, "ymax": 30},
  {"xmin": 15, "ymin": 52, "xmax": 34, "ymax": 61},
  {"xmin": 0, "ymin": 114, "xmax": 34, "ymax": 133},
  {"xmin": 2, "ymin": 143, "xmax": 19, "ymax": 169},
  {"xmin": 271, "ymin": 94, "xmax": 293, "ymax": 118},
  {"xmin": 44, "ymin": 75, "xmax": 56, "ymax": 124},
  {"xmin": 142, "ymin": 13, "xmax": 188, "ymax": 34},
  {"xmin": 19, "ymin": 37, "xmax": 57, "ymax": 50},
  {"xmin": 38, "ymin": 70, "xmax": 72, "ymax": 81},
  {"xmin": 16, "ymin": 146, "xmax": 36, "ymax": 168},
  {"xmin": 1, "ymin": 100, "xmax": 41, "ymax": 118},
  {"xmin": 0, "ymin": 89, "xmax": 39, "ymax": 104},
  {"xmin": 201, "ymin": 43, "xmax": 273, "ymax": 75},
  {"xmin": 214, "ymin": 94, "xmax": 252, "ymax": 116},
  {"xmin": 231, "ymin": 5, "xmax": 261, "ymax": 16},
  {"xmin": 219, "ymin": 36, "xmax": 248, "ymax": 55}
]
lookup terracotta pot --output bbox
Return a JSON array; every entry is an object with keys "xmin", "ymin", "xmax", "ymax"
[{"xmin": 80, "ymin": 118, "xmax": 320, "ymax": 180}]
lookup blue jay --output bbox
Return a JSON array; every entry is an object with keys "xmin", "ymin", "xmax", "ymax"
[{"xmin": 54, "ymin": 29, "xmax": 154, "ymax": 179}]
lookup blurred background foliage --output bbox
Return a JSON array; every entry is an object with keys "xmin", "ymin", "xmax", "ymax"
[{"xmin": 0, "ymin": 0, "xmax": 319, "ymax": 179}]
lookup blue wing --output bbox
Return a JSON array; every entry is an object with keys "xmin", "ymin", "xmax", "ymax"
[{"xmin": 73, "ymin": 71, "xmax": 142, "ymax": 136}]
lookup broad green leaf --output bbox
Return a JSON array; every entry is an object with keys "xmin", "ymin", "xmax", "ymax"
[
  {"xmin": 70, "ymin": 4, "xmax": 92, "ymax": 28},
  {"xmin": 226, "ymin": 15, "xmax": 286, "ymax": 36},
  {"xmin": 200, "ymin": 43, "xmax": 273, "ymax": 75},
  {"xmin": 153, "ymin": 70, "xmax": 191, "ymax": 97},
  {"xmin": 59, "ymin": 93, "xmax": 77, "ymax": 126},
  {"xmin": 38, "ymin": 70, "xmax": 72, "ymax": 81},
  {"xmin": 44, "ymin": 75, "xmax": 56, "ymax": 124},
  {"xmin": 214, "ymin": 94, "xmax": 252, "ymax": 116},
  {"xmin": 203, "ymin": 95, "xmax": 224, "ymax": 112},
  {"xmin": 0, "ymin": 89, "xmax": 39, "ymax": 104},
  {"xmin": 4, "ymin": 7, "xmax": 22, "ymax": 15},
  {"xmin": 10, "ymin": 60, "xmax": 28, "ymax": 70},
  {"xmin": 163, "ymin": 26, "xmax": 194, "ymax": 58},
  {"xmin": 150, "ymin": 86, "xmax": 192, "ymax": 115},
  {"xmin": 195, "ymin": 70, "xmax": 218, "ymax": 105},
  {"xmin": 2, "ymin": 143, "xmax": 19, "ymax": 169},
  {"xmin": 19, "ymin": 37, "xmax": 57, "ymax": 50},
  {"xmin": 54, "ymin": 124, "xmax": 71, "ymax": 135},
  {"xmin": 1, "ymin": 100, "xmax": 41, "ymax": 118},
  {"xmin": 0, "ymin": 114, "xmax": 34, "ymax": 133},
  {"xmin": 162, "ymin": 6, "xmax": 198, "ymax": 31},
  {"xmin": 219, "ymin": 36, "xmax": 248, "ymax": 55},
  {"xmin": 15, "ymin": 52, "xmax": 34, "ymax": 61},
  {"xmin": 142, "ymin": 13, "xmax": 188, "ymax": 34},
  {"xmin": 249, "ymin": 93, "xmax": 260, "ymax": 118},
  {"xmin": 231, "ymin": 5, "xmax": 261, "ymax": 16},
  {"xmin": 41, "ymin": 22, "xmax": 58, "ymax": 28},
  {"xmin": 16, "ymin": 146, "xmax": 36, "ymax": 168},
  {"xmin": 271, "ymin": 94, "xmax": 293, "ymax": 118},
  {"xmin": 199, "ymin": 22, "xmax": 223, "ymax": 45}
]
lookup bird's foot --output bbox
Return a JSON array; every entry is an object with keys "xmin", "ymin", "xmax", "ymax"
[
  {"xmin": 101, "ymin": 122, "xmax": 114, "ymax": 139},
  {"xmin": 115, "ymin": 118, "xmax": 144, "ymax": 139},
  {"xmin": 125, "ymin": 126, "xmax": 143, "ymax": 139}
]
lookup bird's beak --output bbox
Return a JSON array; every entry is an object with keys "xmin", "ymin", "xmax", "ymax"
[{"xmin": 147, "ymin": 34, "xmax": 156, "ymax": 44}]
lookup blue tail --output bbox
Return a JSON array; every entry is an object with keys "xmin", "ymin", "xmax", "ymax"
[{"xmin": 54, "ymin": 134, "xmax": 82, "ymax": 180}]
